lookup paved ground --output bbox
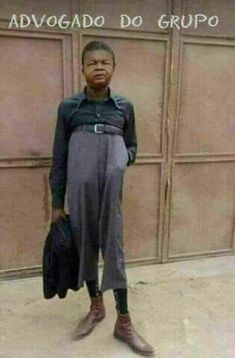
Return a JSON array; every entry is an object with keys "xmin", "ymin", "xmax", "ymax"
[{"xmin": 1, "ymin": 255, "xmax": 235, "ymax": 358}]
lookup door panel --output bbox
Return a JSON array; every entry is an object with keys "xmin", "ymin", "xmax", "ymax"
[
  {"xmin": 0, "ymin": 35, "xmax": 65, "ymax": 158},
  {"xmin": 168, "ymin": 162, "xmax": 235, "ymax": 257},
  {"xmin": 164, "ymin": 0, "xmax": 235, "ymax": 261},
  {"xmin": 0, "ymin": 29, "xmax": 73, "ymax": 273},
  {"xmin": 81, "ymin": 33, "xmax": 169, "ymax": 261},
  {"xmin": 0, "ymin": 0, "xmax": 73, "ymax": 20},
  {"xmin": 175, "ymin": 40, "xmax": 235, "ymax": 155},
  {"xmin": 0, "ymin": 167, "xmax": 50, "ymax": 270},
  {"xmin": 182, "ymin": 0, "xmax": 235, "ymax": 37},
  {"xmin": 123, "ymin": 164, "xmax": 161, "ymax": 260},
  {"xmin": 81, "ymin": 0, "xmax": 171, "ymax": 33}
]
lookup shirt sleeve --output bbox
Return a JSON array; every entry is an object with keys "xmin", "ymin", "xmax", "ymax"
[
  {"xmin": 123, "ymin": 102, "xmax": 138, "ymax": 166},
  {"xmin": 49, "ymin": 102, "xmax": 69, "ymax": 209}
]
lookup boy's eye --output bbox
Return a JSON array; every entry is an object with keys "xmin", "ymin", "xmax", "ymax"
[{"xmin": 86, "ymin": 60, "xmax": 112, "ymax": 67}]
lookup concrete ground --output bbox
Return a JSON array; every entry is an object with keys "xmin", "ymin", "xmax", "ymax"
[{"xmin": 1, "ymin": 255, "xmax": 235, "ymax": 358}]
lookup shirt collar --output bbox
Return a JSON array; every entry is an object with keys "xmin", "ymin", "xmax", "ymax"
[{"xmin": 76, "ymin": 86, "xmax": 120, "ymax": 109}]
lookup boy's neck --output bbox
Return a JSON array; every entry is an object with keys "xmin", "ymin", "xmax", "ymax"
[{"xmin": 85, "ymin": 85, "xmax": 109, "ymax": 102}]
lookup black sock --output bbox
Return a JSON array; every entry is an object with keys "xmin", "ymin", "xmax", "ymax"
[
  {"xmin": 85, "ymin": 278, "xmax": 101, "ymax": 298},
  {"xmin": 113, "ymin": 288, "xmax": 129, "ymax": 314}
]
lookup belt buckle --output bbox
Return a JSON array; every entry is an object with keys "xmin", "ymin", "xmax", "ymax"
[{"xmin": 94, "ymin": 124, "xmax": 105, "ymax": 133}]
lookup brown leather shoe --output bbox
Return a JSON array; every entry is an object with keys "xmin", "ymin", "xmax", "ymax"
[
  {"xmin": 114, "ymin": 313, "xmax": 155, "ymax": 356},
  {"xmin": 72, "ymin": 295, "xmax": 105, "ymax": 340}
]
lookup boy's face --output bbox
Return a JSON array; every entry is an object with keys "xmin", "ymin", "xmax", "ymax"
[{"xmin": 82, "ymin": 50, "xmax": 115, "ymax": 89}]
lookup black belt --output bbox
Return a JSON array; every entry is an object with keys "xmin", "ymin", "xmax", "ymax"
[{"xmin": 74, "ymin": 124, "xmax": 123, "ymax": 136}]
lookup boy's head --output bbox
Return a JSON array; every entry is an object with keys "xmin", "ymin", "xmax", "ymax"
[{"xmin": 81, "ymin": 41, "xmax": 116, "ymax": 89}]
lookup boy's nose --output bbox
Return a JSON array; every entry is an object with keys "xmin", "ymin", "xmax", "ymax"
[{"xmin": 96, "ymin": 62, "xmax": 104, "ymax": 69}]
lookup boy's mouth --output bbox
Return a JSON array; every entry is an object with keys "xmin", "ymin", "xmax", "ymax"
[{"xmin": 94, "ymin": 74, "xmax": 106, "ymax": 78}]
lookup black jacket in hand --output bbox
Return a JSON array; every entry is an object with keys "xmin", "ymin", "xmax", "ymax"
[{"xmin": 42, "ymin": 214, "xmax": 79, "ymax": 299}]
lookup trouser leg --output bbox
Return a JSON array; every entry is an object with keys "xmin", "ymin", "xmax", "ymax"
[
  {"xmin": 99, "ymin": 135, "xmax": 129, "ymax": 292},
  {"xmin": 67, "ymin": 131, "xmax": 100, "ymax": 288}
]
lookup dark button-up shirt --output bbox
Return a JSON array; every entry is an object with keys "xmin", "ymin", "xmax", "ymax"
[{"xmin": 49, "ymin": 86, "xmax": 138, "ymax": 209}]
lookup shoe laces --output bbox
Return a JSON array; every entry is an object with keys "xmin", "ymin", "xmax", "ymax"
[{"xmin": 118, "ymin": 317, "xmax": 135, "ymax": 336}]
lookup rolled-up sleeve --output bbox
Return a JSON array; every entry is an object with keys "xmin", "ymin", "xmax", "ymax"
[
  {"xmin": 49, "ymin": 102, "xmax": 69, "ymax": 209},
  {"xmin": 123, "ymin": 102, "xmax": 138, "ymax": 166}
]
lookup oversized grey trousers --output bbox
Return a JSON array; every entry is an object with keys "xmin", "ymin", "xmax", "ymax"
[{"xmin": 66, "ymin": 128, "xmax": 129, "ymax": 292}]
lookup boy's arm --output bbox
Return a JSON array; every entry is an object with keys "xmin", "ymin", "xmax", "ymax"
[
  {"xmin": 49, "ymin": 102, "xmax": 69, "ymax": 209},
  {"xmin": 123, "ymin": 102, "xmax": 138, "ymax": 166}
]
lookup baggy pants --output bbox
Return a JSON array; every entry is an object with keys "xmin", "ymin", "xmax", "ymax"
[{"xmin": 66, "ymin": 128, "xmax": 129, "ymax": 292}]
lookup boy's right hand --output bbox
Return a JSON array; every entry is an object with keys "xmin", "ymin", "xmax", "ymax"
[{"xmin": 51, "ymin": 208, "xmax": 66, "ymax": 223}]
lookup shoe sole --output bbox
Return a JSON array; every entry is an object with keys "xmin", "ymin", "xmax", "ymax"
[{"xmin": 114, "ymin": 331, "xmax": 155, "ymax": 357}]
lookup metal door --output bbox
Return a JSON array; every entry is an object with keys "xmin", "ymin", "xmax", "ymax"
[
  {"xmin": 162, "ymin": 0, "xmax": 235, "ymax": 262},
  {"xmin": 0, "ymin": 0, "xmax": 234, "ymax": 278}
]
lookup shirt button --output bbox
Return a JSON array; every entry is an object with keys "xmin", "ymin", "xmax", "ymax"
[{"xmin": 96, "ymin": 113, "xmax": 100, "ymax": 118}]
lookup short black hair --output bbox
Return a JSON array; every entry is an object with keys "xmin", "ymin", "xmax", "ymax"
[{"xmin": 81, "ymin": 41, "xmax": 116, "ymax": 66}]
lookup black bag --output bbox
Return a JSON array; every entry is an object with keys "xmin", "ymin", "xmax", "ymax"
[{"xmin": 42, "ymin": 214, "xmax": 79, "ymax": 299}]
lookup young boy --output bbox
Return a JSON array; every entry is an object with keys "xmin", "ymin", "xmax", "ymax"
[{"xmin": 49, "ymin": 41, "xmax": 154, "ymax": 356}]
